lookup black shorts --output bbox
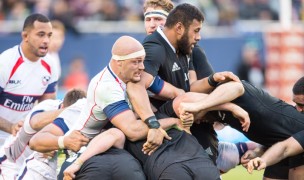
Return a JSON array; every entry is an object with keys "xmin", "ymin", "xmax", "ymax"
[
  {"xmin": 289, "ymin": 152, "xmax": 304, "ymax": 169},
  {"xmin": 264, "ymin": 158, "xmax": 289, "ymax": 179},
  {"xmin": 58, "ymin": 148, "xmax": 145, "ymax": 180}
]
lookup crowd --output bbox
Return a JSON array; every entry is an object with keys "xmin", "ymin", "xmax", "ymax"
[
  {"xmin": 0, "ymin": 0, "xmax": 304, "ymax": 180},
  {"xmin": 1, "ymin": 0, "xmax": 303, "ymax": 29}
]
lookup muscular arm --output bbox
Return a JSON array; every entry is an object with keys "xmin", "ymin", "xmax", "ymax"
[
  {"xmin": 29, "ymin": 123, "xmax": 64, "ymax": 152},
  {"xmin": 110, "ymin": 109, "xmax": 177, "ymax": 142},
  {"xmin": 29, "ymin": 123, "xmax": 89, "ymax": 153},
  {"xmin": 247, "ymin": 136, "xmax": 304, "ymax": 173},
  {"xmin": 30, "ymin": 109, "xmax": 64, "ymax": 131}
]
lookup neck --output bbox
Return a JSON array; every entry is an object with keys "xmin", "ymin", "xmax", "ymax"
[
  {"xmin": 162, "ymin": 27, "xmax": 178, "ymax": 50},
  {"xmin": 20, "ymin": 42, "xmax": 39, "ymax": 62}
]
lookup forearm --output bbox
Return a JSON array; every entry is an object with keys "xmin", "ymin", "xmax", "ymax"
[
  {"xmin": 190, "ymin": 77, "xmax": 214, "ymax": 93},
  {"xmin": 127, "ymin": 82, "xmax": 155, "ymax": 120},
  {"xmin": 78, "ymin": 130, "xmax": 124, "ymax": 162},
  {"xmin": 125, "ymin": 118, "xmax": 177, "ymax": 142},
  {"xmin": 191, "ymin": 82, "xmax": 244, "ymax": 111},
  {"xmin": 29, "ymin": 132, "xmax": 61, "ymax": 153},
  {"xmin": 0, "ymin": 116, "xmax": 14, "ymax": 134},
  {"xmin": 30, "ymin": 109, "xmax": 64, "ymax": 131}
]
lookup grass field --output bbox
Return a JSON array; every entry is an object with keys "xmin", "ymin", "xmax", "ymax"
[{"xmin": 221, "ymin": 165, "xmax": 264, "ymax": 180}]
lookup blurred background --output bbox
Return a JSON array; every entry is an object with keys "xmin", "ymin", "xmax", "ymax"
[{"xmin": 1, "ymin": 0, "xmax": 303, "ymax": 178}]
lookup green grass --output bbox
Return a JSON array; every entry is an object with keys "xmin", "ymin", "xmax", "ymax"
[{"xmin": 221, "ymin": 165, "xmax": 264, "ymax": 180}]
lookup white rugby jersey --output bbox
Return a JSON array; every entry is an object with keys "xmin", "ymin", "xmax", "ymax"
[
  {"xmin": 0, "ymin": 99, "xmax": 61, "ymax": 179},
  {"xmin": 72, "ymin": 65, "xmax": 132, "ymax": 139},
  {"xmin": 0, "ymin": 45, "xmax": 59, "ymax": 143}
]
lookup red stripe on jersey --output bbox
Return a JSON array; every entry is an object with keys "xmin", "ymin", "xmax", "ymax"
[
  {"xmin": 41, "ymin": 60, "xmax": 51, "ymax": 74},
  {"xmin": 8, "ymin": 57, "xmax": 24, "ymax": 82}
]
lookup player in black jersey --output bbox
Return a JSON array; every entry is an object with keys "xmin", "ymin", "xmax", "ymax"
[{"xmin": 179, "ymin": 80, "xmax": 304, "ymax": 179}]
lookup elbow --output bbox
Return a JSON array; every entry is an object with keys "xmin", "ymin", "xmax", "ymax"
[
  {"xmin": 29, "ymin": 137, "xmax": 38, "ymax": 151},
  {"xmin": 235, "ymin": 82, "xmax": 245, "ymax": 96}
]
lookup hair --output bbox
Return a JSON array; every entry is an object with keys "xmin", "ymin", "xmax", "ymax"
[
  {"xmin": 62, "ymin": 89, "xmax": 86, "ymax": 107},
  {"xmin": 165, "ymin": 3, "xmax": 204, "ymax": 29},
  {"xmin": 216, "ymin": 142, "xmax": 240, "ymax": 173},
  {"xmin": 143, "ymin": 0, "xmax": 174, "ymax": 13},
  {"xmin": 51, "ymin": 20, "xmax": 65, "ymax": 33},
  {"xmin": 293, "ymin": 76, "xmax": 304, "ymax": 95},
  {"xmin": 23, "ymin": 13, "xmax": 50, "ymax": 31}
]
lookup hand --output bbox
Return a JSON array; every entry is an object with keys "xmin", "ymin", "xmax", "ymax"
[
  {"xmin": 179, "ymin": 112, "xmax": 194, "ymax": 128},
  {"xmin": 11, "ymin": 120, "xmax": 24, "ymax": 136},
  {"xmin": 63, "ymin": 163, "xmax": 81, "ymax": 180},
  {"xmin": 246, "ymin": 157, "xmax": 266, "ymax": 174},
  {"xmin": 213, "ymin": 71, "xmax": 241, "ymax": 84},
  {"xmin": 231, "ymin": 106, "xmax": 250, "ymax": 132},
  {"xmin": 176, "ymin": 118, "xmax": 191, "ymax": 134},
  {"xmin": 64, "ymin": 130, "xmax": 90, "ymax": 152},
  {"xmin": 241, "ymin": 150, "xmax": 259, "ymax": 167},
  {"xmin": 142, "ymin": 127, "xmax": 171, "ymax": 155}
]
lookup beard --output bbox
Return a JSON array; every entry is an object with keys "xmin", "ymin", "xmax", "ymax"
[{"xmin": 177, "ymin": 32, "xmax": 192, "ymax": 56}]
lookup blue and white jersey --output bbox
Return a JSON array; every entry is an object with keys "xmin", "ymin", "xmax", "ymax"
[
  {"xmin": 72, "ymin": 65, "xmax": 132, "ymax": 139},
  {"xmin": 0, "ymin": 45, "xmax": 59, "ymax": 143},
  {"xmin": 52, "ymin": 98, "xmax": 87, "ymax": 134},
  {"xmin": 0, "ymin": 99, "xmax": 61, "ymax": 179}
]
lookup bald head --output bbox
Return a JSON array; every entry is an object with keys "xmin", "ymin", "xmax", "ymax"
[{"xmin": 111, "ymin": 36, "xmax": 145, "ymax": 61}]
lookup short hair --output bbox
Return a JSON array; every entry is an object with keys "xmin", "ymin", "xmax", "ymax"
[
  {"xmin": 143, "ymin": 0, "xmax": 174, "ymax": 13},
  {"xmin": 62, "ymin": 89, "xmax": 86, "ymax": 107},
  {"xmin": 165, "ymin": 3, "xmax": 204, "ymax": 29},
  {"xmin": 216, "ymin": 142, "xmax": 240, "ymax": 173},
  {"xmin": 293, "ymin": 76, "xmax": 304, "ymax": 95},
  {"xmin": 51, "ymin": 20, "xmax": 65, "ymax": 33},
  {"xmin": 23, "ymin": 13, "xmax": 50, "ymax": 31}
]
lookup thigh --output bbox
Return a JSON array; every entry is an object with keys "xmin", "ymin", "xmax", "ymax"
[{"xmin": 264, "ymin": 158, "xmax": 289, "ymax": 180}]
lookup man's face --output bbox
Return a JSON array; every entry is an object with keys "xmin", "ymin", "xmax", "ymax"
[
  {"xmin": 177, "ymin": 19, "xmax": 202, "ymax": 55},
  {"xmin": 293, "ymin": 94, "xmax": 304, "ymax": 113},
  {"xmin": 144, "ymin": 7, "xmax": 167, "ymax": 35},
  {"xmin": 24, "ymin": 21, "xmax": 52, "ymax": 58},
  {"xmin": 49, "ymin": 28, "xmax": 65, "ymax": 52},
  {"xmin": 120, "ymin": 56, "xmax": 145, "ymax": 83}
]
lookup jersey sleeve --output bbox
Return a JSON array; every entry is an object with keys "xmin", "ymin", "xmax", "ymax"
[
  {"xmin": 44, "ymin": 55, "xmax": 59, "ymax": 94},
  {"xmin": 143, "ymin": 42, "xmax": 166, "ymax": 77},
  {"xmin": 95, "ymin": 82, "xmax": 130, "ymax": 120},
  {"xmin": 292, "ymin": 130, "xmax": 304, "ymax": 149},
  {"xmin": 191, "ymin": 45, "xmax": 214, "ymax": 80}
]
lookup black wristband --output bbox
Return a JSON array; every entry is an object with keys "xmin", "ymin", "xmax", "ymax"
[
  {"xmin": 144, "ymin": 116, "xmax": 160, "ymax": 129},
  {"xmin": 208, "ymin": 73, "xmax": 218, "ymax": 87}
]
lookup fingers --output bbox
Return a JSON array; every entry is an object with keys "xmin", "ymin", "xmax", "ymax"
[{"xmin": 160, "ymin": 128, "xmax": 172, "ymax": 140}]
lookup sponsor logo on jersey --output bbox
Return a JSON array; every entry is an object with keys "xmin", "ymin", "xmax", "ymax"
[
  {"xmin": 0, "ymin": 94, "xmax": 38, "ymax": 111},
  {"xmin": 8, "ymin": 80, "xmax": 21, "ymax": 85},
  {"xmin": 42, "ymin": 76, "xmax": 51, "ymax": 86},
  {"xmin": 172, "ymin": 62, "xmax": 180, "ymax": 72}
]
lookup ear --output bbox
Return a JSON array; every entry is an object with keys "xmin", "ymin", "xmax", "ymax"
[
  {"xmin": 22, "ymin": 31, "xmax": 28, "ymax": 42},
  {"xmin": 175, "ymin": 22, "xmax": 185, "ymax": 36}
]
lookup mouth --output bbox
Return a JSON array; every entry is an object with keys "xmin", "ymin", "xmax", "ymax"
[{"xmin": 39, "ymin": 46, "xmax": 48, "ymax": 53}]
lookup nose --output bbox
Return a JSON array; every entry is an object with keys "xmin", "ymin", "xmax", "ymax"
[
  {"xmin": 139, "ymin": 62, "xmax": 145, "ymax": 70},
  {"xmin": 196, "ymin": 33, "xmax": 201, "ymax": 41}
]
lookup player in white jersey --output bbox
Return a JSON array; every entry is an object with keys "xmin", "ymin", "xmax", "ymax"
[
  {"xmin": 30, "ymin": 36, "xmax": 181, "ymax": 180},
  {"xmin": 18, "ymin": 98, "xmax": 88, "ymax": 180},
  {"xmin": 0, "ymin": 13, "xmax": 59, "ymax": 146},
  {"xmin": 0, "ymin": 89, "xmax": 86, "ymax": 179}
]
